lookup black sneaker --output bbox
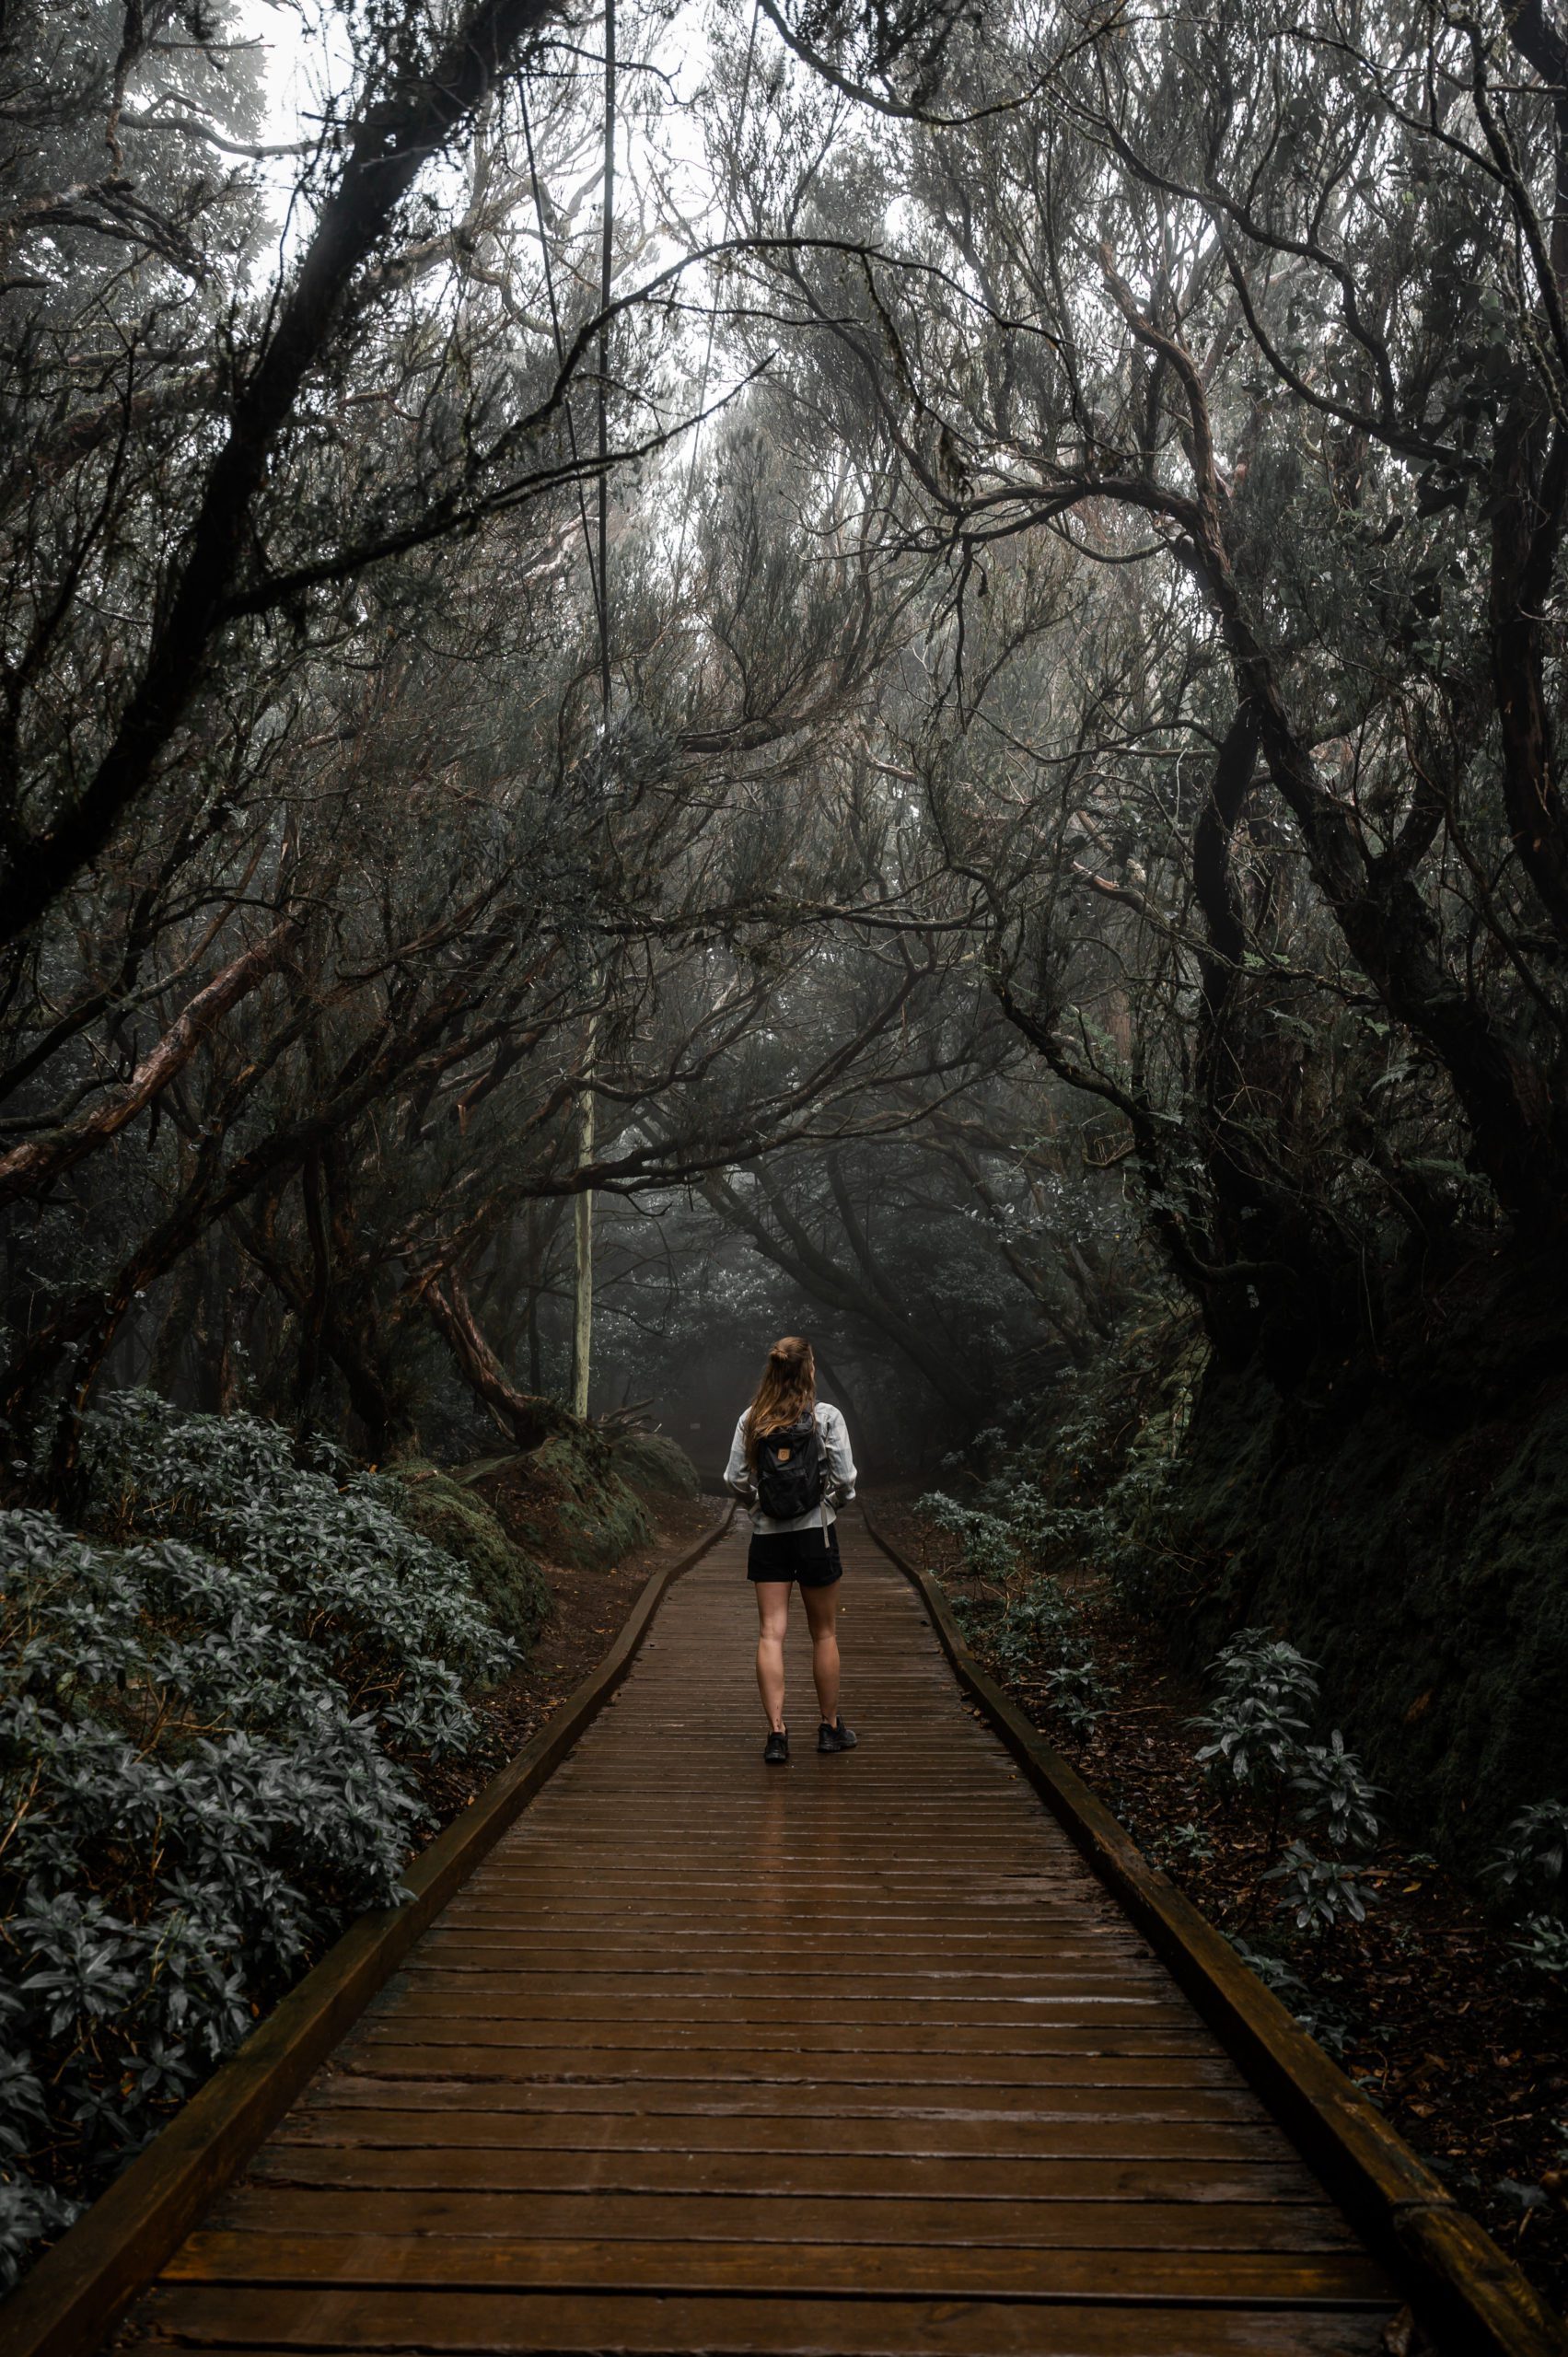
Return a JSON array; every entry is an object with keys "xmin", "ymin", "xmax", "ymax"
[
  {"xmin": 818, "ymin": 1716, "xmax": 857, "ymax": 1753},
  {"xmin": 763, "ymin": 1728, "xmax": 789, "ymax": 1765}
]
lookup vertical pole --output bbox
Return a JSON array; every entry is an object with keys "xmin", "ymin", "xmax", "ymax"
[
  {"xmin": 597, "ymin": 0, "xmax": 615, "ymax": 718},
  {"xmin": 570, "ymin": 1042, "xmax": 595, "ymax": 1419},
  {"xmin": 572, "ymin": 3, "xmax": 613, "ymax": 1423}
]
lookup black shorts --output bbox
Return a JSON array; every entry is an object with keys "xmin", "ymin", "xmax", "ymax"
[{"xmin": 748, "ymin": 1522, "xmax": 843, "ymax": 1587}]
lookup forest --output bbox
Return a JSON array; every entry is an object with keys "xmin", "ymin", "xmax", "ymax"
[{"xmin": 5, "ymin": 0, "xmax": 1568, "ymax": 2336}]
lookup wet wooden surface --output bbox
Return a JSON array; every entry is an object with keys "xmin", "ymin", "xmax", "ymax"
[{"xmin": 128, "ymin": 1514, "xmax": 1400, "ymax": 2355}]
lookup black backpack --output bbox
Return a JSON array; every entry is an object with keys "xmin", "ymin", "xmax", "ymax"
[{"xmin": 753, "ymin": 1411, "xmax": 827, "ymax": 1522}]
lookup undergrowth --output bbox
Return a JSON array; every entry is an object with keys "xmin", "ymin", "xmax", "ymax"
[
  {"xmin": 915, "ymin": 1326, "xmax": 1568, "ymax": 2022},
  {"xmin": 914, "ymin": 1487, "xmax": 1115, "ymax": 1732},
  {"xmin": 0, "ymin": 1394, "xmax": 517, "ymax": 2293}
]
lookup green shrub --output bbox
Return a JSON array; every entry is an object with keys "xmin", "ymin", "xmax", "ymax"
[
  {"xmin": 0, "ymin": 1396, "xmax": 517, "ymax": 2292},
  {"xmin": 1489, "ymin": 1798, "xmax": 1568, "ymax": 1911},
  {"xmin": 923, "ymin": 1472, "xmax": 1117, "ymax": 1734},
  {"xmin": 917, "ymin": 1478, "xmax": 1115, "ymax": 1585},
  {"xmin": 1194, "ymin": 1626, "xmax": 1380, "ymax": 1935},
  {"xmin": 1227, "ymin": 1935, "xmax": 1354, "ymax": 2059},
  {"xmin": 1263, "ymin": 1840, "xmax": 1375, "ymax": 1933},
  {"xmin": 1193, "ymin": 1632, "xmax": 1320, "ymax": 1794},
  {"xmin": 80, "ymin": 1393, "xmax": 511, "ymax": 1741},
  {"xmin": 1489, "ymin": 1799, "xmax": 1568, "ymax": 1977},
  {"xmin": 915, "ymin": 1492, "xmax": 1020, "ymax": 1583},
  {"xmin": 949, "ymin": 1574, "xmax": 1115, "ymax": 1732}
]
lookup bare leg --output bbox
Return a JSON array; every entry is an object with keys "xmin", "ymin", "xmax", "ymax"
[
  {"xmin": 754, "ymin": 1581, "xmax": 792, "ymax": 1733},
  {"xmin": 802, "ymin": 1580, "xmax": 841, "ymax": 1724}
]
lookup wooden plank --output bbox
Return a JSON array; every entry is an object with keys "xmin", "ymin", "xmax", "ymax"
[
  {"xmin": 339, "ymin": 2047, "xmax": 1243, "ymax": 2084},
  {"xmin": 450, "ymin": 1874, "xmax": 1129, "ymax": 1896},
  {"xmin": 354, "ymin": 2011, "xmax": 1203, "ymax": 2045},
  {"xmin": 408, "ymin": 1966, "xmax": 1167, "ymax": 1998},
  {"xmin": 0, "ymin": 1511, "xmax": 736, "ymax": 2357},
  {"xmin": 287, "ymin": 2089, "xmax": 1279, "ymax": 2138},
  {"xmin": 247, "ymin": 2144, "xmax": 1324, "ymax": 2198},
  {"xmin": 387, "ymin": 1958, "xmax": 1180, "ymax": 1987},
  {"xmin": 408, "ymin": 1960, "xmax": 1161, "ymax": 1982},
  {"xmin": 309, "ymin": 2073, "xmax": 1273, "ymax": 2120},
  {"xmin": 384, "ymin": 1986, "xmax": 1179, "ymax": 2014},
  {"xmin": 205, "ymin": 2186, "xmax": 1358, "ymax": 2252},
  {"xmin": 137, "ymin": 2287, "xmax": 1392, "ymax": 2354},
  {"xmin": 164, "ymin": 2229, "xmax": 1392, "ymax": 2301},
  {"xmin": 436, "ymin": 1908, "xmax": 1136, "ymax": 1933},
  {"xmin": 405, "ymin": 1922, "xmax": 1136, "ymax": 1942},
  {"xmin": 452, "ymin": 1875, "xmax": 1112, "ymax": 1895}
]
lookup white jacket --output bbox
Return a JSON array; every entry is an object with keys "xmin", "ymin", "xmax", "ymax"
[{"xmin": 725, "ymin": 1401, "xmax": 858, "ymax": 1536}]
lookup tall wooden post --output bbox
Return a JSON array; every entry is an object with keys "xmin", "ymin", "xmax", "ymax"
[
  {"xmin": 569, "ymin": 1041, "xmax": 595, "ymax": 1418},
  {"xmin": 596, "ymin": 0, "xmax": 615, "ymax": 717},
  {"xmin": 570, "ymin": 0, "xmax": 614, "ymax": 1426}
]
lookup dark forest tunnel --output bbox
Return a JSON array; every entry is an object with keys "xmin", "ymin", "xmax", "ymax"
[{"xmin": 5, "ymin": 0, "xmax": 1568, "ymax": 2337}]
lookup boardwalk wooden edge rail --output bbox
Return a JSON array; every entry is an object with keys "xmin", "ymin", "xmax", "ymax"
[
  {"xmin": 861, "ymin": 1508, "xmax": 1568, "ymax": 2357},
  {"xmin": 2, "ymin": 1503, "xmax": 737, "ymax": 2357}
]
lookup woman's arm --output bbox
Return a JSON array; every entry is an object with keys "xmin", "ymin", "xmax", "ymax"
[
  {"xmin": 724, "ymin": 1412, "xmax": 756, "ymax": 1502},
  {"xmin": 822, "ymin": 1408, "xmax": 857, "ymax": 1502}
]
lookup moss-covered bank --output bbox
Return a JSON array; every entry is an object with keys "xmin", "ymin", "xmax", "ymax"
[
  {"xmin": 458, "ymin": 1422, "xmax": 700, "ymax": 1573},
  {"xmin": 1098, "ymin": 1295, "xmax": 1568, "ymax": 1871},
  {"xmin": 609, "ymin": 1425, "xmax": 703, "ymax": 1503},
  {"xmin": 383, "ymin": 1462, "xmax": 552, "ymax": 1651}
]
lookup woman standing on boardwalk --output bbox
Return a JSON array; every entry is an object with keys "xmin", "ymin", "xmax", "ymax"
[{"xmin": 725, "ymin": 1336, "xmax": 858, "ymax": 1766}]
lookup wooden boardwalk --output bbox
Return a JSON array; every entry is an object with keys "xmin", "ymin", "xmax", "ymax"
[{"xmin": 129, "ymin": 1515, "xmax": 1400, "ymax": 2356}]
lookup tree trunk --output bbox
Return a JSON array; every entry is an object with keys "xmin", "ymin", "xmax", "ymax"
[
  {"xmin": 424, "ymin": 1272, "xmax": 568, "ymax": 1452},
  {"xmin": 0, "ymin": 922, "xmax": 293, "ymax": 1208}
]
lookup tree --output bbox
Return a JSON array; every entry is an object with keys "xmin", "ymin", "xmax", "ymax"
[{"xmin": 709, "ymin": 0, "xmax": 1568, "ymax": 1381}]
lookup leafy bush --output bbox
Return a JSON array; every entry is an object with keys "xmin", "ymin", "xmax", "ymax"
[
  {"xmin": 0, "ymin": 1397, "xmax": 517, "ymax": 2293},
  {"xmin": 915, "ymin": 1492, "xmax": 1020, "ymax": 1583},
  {"xmin": 1004, "ymin": 1322, "xmax": 1208, "ymax": 1608},
  {"xmin": 1193, "ymin": 1632, "xmax": 1320, "ymax": 1793},
  {"xmin": 1488, "ymin": 1799, "xmax": 1568, "ymax": 1976},
  {"xmin": 916, "ymin": 1480, "xmax": 1109, "ymax": 1585},
  {"xmin": 1040, "ymin": 1655, "xmax": 1114, "ymax": 1734},
  {"xmin": 985, "ymin": 1576, "xmax": 1076, "ymax": 1668},
  {"xmin": 1194, "ymin": 1626, "xmax": 1380, "ymax": 1934},
  {"xmin": 1154, "ymin": 1819, "xmax": 1214, "ymax": 1871},
  {"xmin": 1227, "ymin": 1935, "xmax": 1354, "ymax": 2060},
  {"xmin": 950, "ymin": 1574, "xmax": 1114, "ymax": 1732},
  {"xmin": 1264, "ymin": 1840, "xmax": 1375, "ymax": 1933},
  {"xmin": 1511, "ymin": 1915, "xmax": 1568, "ymax": 1976},
  {"xmin": 1291, "ymin": 1733, "xmax": 1382, "ymax": 1854},
  {"xmin": 1489, "ymin": 1799, "xmax": 1568, "ymax": 1910},
  {"xmin": 923, "ymin": 1461, "xmax": 1118, "ymax": 1733},
  {"xmin": 80, "ymin": 1392, "xmax": 513, "ymax": 1748}
]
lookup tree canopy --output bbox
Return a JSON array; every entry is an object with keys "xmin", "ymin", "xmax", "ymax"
[{"xmin": 6, "ymin": 0, "xmax": 1568, "ymax": 1466}]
